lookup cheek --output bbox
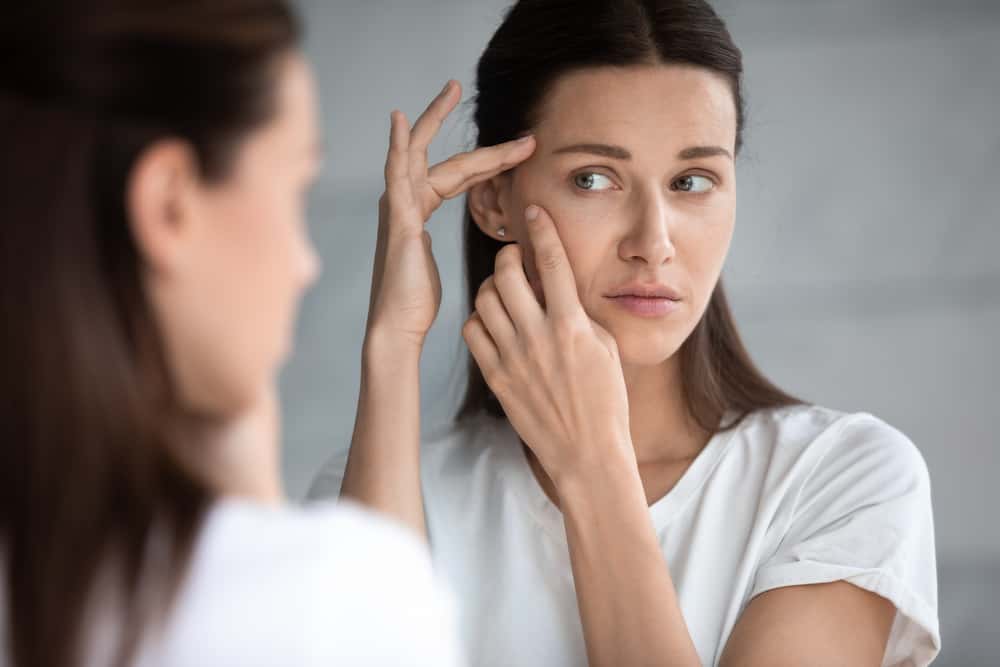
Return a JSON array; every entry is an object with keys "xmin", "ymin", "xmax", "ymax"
[
  {"xmin": 511, "ymin": 169, "xmax": 617, "ymax": 296},
  {"xmin": 676, "ymin": 211, "xmax": 735, "ymax": 296},
  {"xmin": 190, "ymin": 191, "xmax": 309, "ymax": 407},
  {"xmin": 224, "ymin": 192, "xmax": 311, "ymax": 356}
]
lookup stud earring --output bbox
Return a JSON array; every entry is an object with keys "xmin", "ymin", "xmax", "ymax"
[{"xmin": 497, "ymin": 227, "xmax": 507, "ymax": 238}]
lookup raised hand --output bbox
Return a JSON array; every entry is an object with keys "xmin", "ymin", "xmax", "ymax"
[
  {"xmin": 366, "ymin": 81, "xmax": 536, "ymax": 349},
  {"xmin": 462, "ymin": 205, "xmax": 633, "ymax": 485},
  {"xmin": 342, "ymin": 81, "xmax": 535, "ymax": 536}
]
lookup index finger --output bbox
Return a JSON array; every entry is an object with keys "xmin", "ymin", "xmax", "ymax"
[
  {"xmin": 523, "ymin": 205, "xmax": 583, "ymax": 319},
  {"xmin": 409, "ymin": 80, "xmax": 461, "ymax": 157},
  {"xmin": 426, "ymin": 136, "xmax": 535, "ymax": 200}
]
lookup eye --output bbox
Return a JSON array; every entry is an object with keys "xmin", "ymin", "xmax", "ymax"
[
  {"xmin": 573, "ymin": 171, "xmax": 615, "ymax": 192},
  {"xmin": 671, "ymin": 174, "xmax": 715, "ymax": 193}
]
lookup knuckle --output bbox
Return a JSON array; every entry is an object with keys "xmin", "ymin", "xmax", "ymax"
[
  {"xmin": 538, "ymin": 247, "xmax": 563, "ymax": 272},
  {"xmin": 451, "ymin": 150, "xmax": 473, "ymax": 168},
  {"xmin": 552, "ymin": 315, "xmax": 584, "ymax": 341},
  {"xmin": 486, "ymin": 372, "xmax": 509, "ymax": 399}
]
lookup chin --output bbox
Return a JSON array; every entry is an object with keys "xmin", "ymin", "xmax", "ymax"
[
  {"xmin": 603, "ymin": 324, "xmax": 686, "ymax": 368},
  {"xmin": 618, "ymin": 344, "xmax": 681, "ymax": 368}
]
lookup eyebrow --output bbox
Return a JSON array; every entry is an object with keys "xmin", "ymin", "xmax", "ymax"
[
  {"xmin": 553, "ymin": 143, "xmax": 632, "ymax": 160},
  {"xmin": 678, "ymin": 145, "xmax": 732, "ymax": 160},
  {"xmin": 552, "ymin": 143, "xmax": 732, "ymax": 161}
]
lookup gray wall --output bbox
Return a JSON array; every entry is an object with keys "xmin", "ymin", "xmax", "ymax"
[{"xmin": 281, "ymin": 1, "xmax": 999, "ymax": 664}]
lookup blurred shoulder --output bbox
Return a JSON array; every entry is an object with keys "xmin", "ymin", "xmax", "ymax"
[
  {"xmin": 196, "ymin": 498, "xmax": 434, "ymax": 585},
  {"xmin": 154, "ymin": 499, "xmax": 457, "ymax": 665}
]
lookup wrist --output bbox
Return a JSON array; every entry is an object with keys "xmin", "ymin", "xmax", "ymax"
[
  {"xmin": 362, "ymin": 327, "xmax": 424, "ymax": 370},
  {"xmin": 551, "ymin": 433, "xmax": 639, "ymax": 500}
]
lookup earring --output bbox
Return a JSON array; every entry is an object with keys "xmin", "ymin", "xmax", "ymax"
[{"xmin": 497, "ymin": 227, "xmax": 507, "ymax": 238}]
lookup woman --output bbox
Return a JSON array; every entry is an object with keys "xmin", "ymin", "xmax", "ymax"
[
  {"xmin": 0, "ymin": 2, "xmax": 524, "ymax": 665},
  {"xmin": 313, "ymin": 0, "xmax": 941, "ymax": 665}
]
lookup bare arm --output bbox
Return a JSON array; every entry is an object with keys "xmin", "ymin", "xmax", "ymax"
[
  {"xmin": 719, "ymin": 581, "xmax": 895, "ymax": 666},
  {"xmin": 340, "ymin": 333, "xmax": 425, "ymax": 536},
  {"xmin": 558, "ymin": 450, "xmax": 701, "ymax": 666},
  {"xmin": 337, "ymin": 81, "xmax": 536, "ymax": 537}
]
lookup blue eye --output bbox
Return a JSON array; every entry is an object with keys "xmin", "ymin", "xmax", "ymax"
[
  {"xmin": 573, "ymin": 172, "xmax": 615, "ymax": 191},
  {"xmin": 672, "ymin": 175, "xmax": 714, "ymax": 193}
]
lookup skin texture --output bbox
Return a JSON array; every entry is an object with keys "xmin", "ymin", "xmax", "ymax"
[{"xmin": 126, "ymin": 52, "xmax": 323, "ymax": 502}]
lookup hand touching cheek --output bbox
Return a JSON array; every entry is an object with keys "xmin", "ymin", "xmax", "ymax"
[{"xmin": 463, "ymin": 205, "xmax": 635, "ymax": 486}]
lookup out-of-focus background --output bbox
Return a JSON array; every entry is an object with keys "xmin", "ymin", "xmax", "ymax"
[{"xmin": 282, "ymin": 1, "xmax": 999, "ymax": 664}]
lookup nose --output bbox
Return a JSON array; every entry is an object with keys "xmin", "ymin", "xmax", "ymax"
[{"xmin": 617, "ymin": 191, "xmax": 676, "ymax": 266}]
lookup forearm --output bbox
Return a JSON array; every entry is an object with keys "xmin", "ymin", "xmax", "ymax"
[
  {"xmin": 340, "ymin": 332, "xmax": 426, "ymax": 539},
  {"xmin": 558, "ymin": 450, "xmax": 701, "ymax": 667}
]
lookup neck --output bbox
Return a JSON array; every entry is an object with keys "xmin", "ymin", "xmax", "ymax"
[
  {"xmin": 173, "ymin": 390, "xmax": 284, "ymax": 505},
  {"xmin": 621, "ymin": 355, "xmax": 709, "ymax": 466}
]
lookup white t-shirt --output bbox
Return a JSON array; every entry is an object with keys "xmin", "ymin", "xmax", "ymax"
[
  {"xmin": 2, "ymin": 499, "xmax": 464, "ymax": 667},
  {"xmin": 310, "ymin": 405, "xmax": 940, "ymax": 667}
]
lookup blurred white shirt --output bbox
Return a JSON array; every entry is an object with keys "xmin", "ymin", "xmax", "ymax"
[
  {"xmin": 312, "ymin": 405, "xmax": 940, "ymax": 667},
  {"xmin": 2, "ymin": 499, "xmax": 464, "ymax": 667}
]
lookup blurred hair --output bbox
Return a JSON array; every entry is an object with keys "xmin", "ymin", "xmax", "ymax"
[
  {"xmin": 0, "ymin": 2, "xmax": 299, "ymax": 666},
  {"xmin": 458, "ymin": 0, "xmax": 801, "ymax": 430}
]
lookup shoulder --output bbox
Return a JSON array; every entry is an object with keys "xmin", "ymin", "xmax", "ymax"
[
  {"xmin": 155, "ymin": 500, "xmax": 459, "ymax": 666},
  {"xmin": 736, "ymin": 404, "xmax": 929, "ymax": 488},
  {"xmin": 191, "ymin": 498, "xmax": 438, "ymax": 600},
  {"xmin": 742, "ymin": 407, "xmax": 940, "ymax": 664}
]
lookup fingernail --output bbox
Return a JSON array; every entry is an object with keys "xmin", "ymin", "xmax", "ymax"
[
  {"xmin": 515, "ymin": 134, "xmax": 534, "ymax": 143},
  {"xmin": 525, "ymin": 205, "xmax": 540, "ymax": 222},
  {"xmin": 441, "ymin": 80, "xmax": 453, "ymax": 95}
]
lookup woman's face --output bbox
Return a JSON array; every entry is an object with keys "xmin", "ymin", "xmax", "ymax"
[
  {"xmin": 495, "ymin": 64, "xmax": 737, "ymax": 368},
  {"xmin": 144, "ymin": 53, "xmax": 322, "ymax": 416}
]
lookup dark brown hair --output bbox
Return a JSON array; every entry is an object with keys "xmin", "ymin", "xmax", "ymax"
[
  {"xmin": 457, "ymin": 0, "xmax": 801, "ymax": 430},
  {"xmin": 0, "ymin": 2, "xmax": 299, "ymax": 666}
]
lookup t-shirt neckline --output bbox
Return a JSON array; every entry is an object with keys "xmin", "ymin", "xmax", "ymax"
[{"xmin": 492, "ymin": 413, "xmax": 742, "ymax": 542}]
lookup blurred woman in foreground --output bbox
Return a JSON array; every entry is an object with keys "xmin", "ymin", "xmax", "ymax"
[{"xmin": 0, "ymin": 1, "xmax": 524, "ymax": 665}]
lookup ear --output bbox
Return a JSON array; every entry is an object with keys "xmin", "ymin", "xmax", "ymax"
[
  {"xmin": 468, "ymin": 173, "xmax": 516, "ymax": 241},
  {"xmin": 126, "ymin": 139, "xmax": 203, "ymax": 276}
]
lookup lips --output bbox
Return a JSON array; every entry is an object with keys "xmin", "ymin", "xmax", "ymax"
[
  {"xmin": 604, "ymin": 282, "xmax": 682, "ymax": 318},
  {"xmin": 605, "ymin": 282, "xmax": 682, "ymax": 301}
]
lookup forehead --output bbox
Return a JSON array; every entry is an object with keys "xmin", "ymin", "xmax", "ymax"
[
  {"xmin": 235, "ymin": 52, "xmax": 319, "ymax": 175},
  {"xmin": 272, "ymin": 53, "xmax": 319, "ymax": 141},
  {"xmin": 534, "ymin": 64, "xmax": 737, "ymax": 153}
]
